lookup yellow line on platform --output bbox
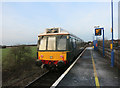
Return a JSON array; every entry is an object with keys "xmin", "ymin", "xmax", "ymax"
[{"xmin": 91, "ymin": 51, "xmax": 100, "ymax": 88}]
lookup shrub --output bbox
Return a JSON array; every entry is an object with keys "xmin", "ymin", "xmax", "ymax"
[{"xmin": 3, "ymin": 45, "xmax": 35, "ymax": 72}]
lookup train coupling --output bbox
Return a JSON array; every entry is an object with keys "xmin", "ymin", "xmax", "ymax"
[{"xmin": 57, "ymin": 61, "xmax": 65, "ymax": 68}]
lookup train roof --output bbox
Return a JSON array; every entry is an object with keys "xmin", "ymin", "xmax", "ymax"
[
  {"xmin": 38, "ymin": 27, "xmax": 83, "ymax": 41},
  {"xmin": 38, "ymin": 27, "xmax": 69, "ymax": 36}
]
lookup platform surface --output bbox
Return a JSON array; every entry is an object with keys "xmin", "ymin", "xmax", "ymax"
[{"xmin": 57, "ymin": 47, "xmax": 120, "ymax": 87}]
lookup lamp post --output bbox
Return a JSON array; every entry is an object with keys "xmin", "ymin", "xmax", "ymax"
[{"xmin": 111, "ymin": 0, "xmax": 114, "ymax": 67}]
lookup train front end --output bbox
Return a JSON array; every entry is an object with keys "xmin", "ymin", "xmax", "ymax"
[{"xmin": 36, "ymin": 28, "xmax": 69, "ymax": 69}]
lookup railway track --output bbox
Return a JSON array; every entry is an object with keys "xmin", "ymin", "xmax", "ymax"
[
  {"xmin": 25, "ymin": 48, "xmax": 86, "ymax": 88},
  {"xmin": 25, "ymin": 69, "xmax": 66, "ymax": 88}
]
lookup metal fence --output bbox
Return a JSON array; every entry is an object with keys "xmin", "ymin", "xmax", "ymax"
[{"xmin": 98, "ymin": 46, "xmax": 120, "ymax": 69}]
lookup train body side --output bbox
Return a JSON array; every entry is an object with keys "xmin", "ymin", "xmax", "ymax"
[{"xmin": 36, "ymin": 30, "xmax": 85, "ymax": 69}]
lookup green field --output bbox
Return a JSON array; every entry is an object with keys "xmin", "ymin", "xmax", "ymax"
[
  {"xmin": 2, "ymin": 46, "xmax": 37, "ymax": 60},
  {"xmin": 2, "ymin": 48, "xmax": 11, "ymax": 60}
]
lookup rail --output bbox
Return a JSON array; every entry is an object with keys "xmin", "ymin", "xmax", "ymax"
[{"xmin": 25, "ymin": 70, "xmax": 49, "ymax": 87}]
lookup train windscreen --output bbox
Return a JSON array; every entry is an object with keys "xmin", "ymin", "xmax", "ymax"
[
  {"xmin": 38, "ymin": 36, "xmax": 47, "ymax": 50},
  {"xmin": 38, "ymin": 35, "xmax": 66, "ymax": 50},
  {"xmin": 47, "ymin": 36, "xmax": 56, "ymax": 50}
]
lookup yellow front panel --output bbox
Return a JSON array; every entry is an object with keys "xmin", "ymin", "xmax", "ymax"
[{"xmin": 38, "ymin": 52, "xmax": 67, "ymax": 61}]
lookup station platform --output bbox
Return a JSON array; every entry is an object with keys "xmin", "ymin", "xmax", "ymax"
[{"xmin": 57, "ymin": 47, "xmax": 120, "ymax": 87}]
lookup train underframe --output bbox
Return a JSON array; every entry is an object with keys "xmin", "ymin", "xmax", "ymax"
[{"xmin": 36, "ymin": 59, "xmax": 67, "ymax": 70}]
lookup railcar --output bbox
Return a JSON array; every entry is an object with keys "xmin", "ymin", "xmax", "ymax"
[{"xmin": 36, "ymin": 28, "xmax": 85, "ymax": 69}]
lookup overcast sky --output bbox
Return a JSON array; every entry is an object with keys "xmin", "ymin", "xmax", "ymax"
[
  {"xmin": 1, "ymin": 1, "xmax": 120, "ymax": 45},
  {"xmin": 118, "ymin": 1, "xmax": 120, "ymax": 39}
]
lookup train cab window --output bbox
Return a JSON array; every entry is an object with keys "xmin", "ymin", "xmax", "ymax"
[
  {"xmin": 39, "ymin": 36, "xmax": 47, "ymax": 50},
  {"xmin": 47, "ymin": 36, "xmax": 56, "ymax": 50},
  {"xmin": 69, "ymin": 38, "xmax": 73, "ymax": 50},
  {"xmin": 57, "ymin": 36, "xmax": 66, "ymax": 50},
  {"xmin": 73, "ymin": 39, "xmax": 76, "ymax": 48}
]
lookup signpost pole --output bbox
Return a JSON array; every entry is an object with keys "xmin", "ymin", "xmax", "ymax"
[{"xmin": 111, "ymin": 0, "xmax": 114, "ymax": 67}]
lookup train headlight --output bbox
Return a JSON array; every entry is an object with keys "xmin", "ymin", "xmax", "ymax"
[
  {"xmin": 41, "ymin": 55, "xmax": 43, "ymax": 58},
  {"xmin": 60, "ymin": 55, "xmax": 63, "ymax": 58}
]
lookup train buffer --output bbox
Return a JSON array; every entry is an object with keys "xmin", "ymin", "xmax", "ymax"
[{"xmin": 53, "ymin": 47, "xmax": 120, "ymax": 87}]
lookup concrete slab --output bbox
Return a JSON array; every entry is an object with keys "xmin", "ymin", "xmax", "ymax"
[{"xmin": 57, "ymin": 47, "xmax": 120, "ymax": 87}]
